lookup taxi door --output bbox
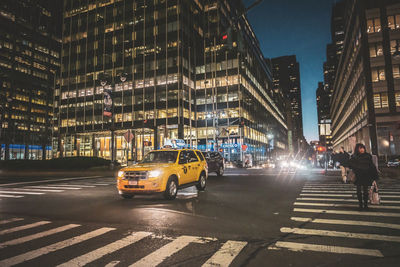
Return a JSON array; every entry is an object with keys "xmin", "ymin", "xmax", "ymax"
[
  {"xmin": 186, "ymin": 150, "xmax": 201, "ymax": 183},
  {"xmin": 178, "ymin": 151, "xmax": 190, "ymax": 184}
]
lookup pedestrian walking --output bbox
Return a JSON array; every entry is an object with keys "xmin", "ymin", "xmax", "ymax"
[
  {"xmin": 337, "ymin": 147, "xmax": 350, "ymax": 183},
  {"xmin": 346, "ymin": 143, "xmax": 379, "ymax": 210}
]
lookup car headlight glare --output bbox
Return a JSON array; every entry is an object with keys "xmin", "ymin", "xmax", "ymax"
[
  {"xmin": 118, "ymin": 171, "xmax": 125, "ymax": 177},
  {"xmin": 148, "ymin": 170, "xmax": 162, "ymax": 178}
]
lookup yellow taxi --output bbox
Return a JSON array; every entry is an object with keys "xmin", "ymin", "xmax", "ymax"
[{"xmin": 116, "ymin": 149, "xmax": 208, "ymax": 200}]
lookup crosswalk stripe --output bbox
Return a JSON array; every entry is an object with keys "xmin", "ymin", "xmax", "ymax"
[
  {"xmin": 202, "ymin": 240, "xmax": 247, "ymax": 267},
  {"xmin": 296, "ymin": 197, "xmax": 400, "ymax": 204},
  {"xmin": 0, "ymin": 176, "xmax": 103, "ymax": 187},
  {"xmin": 300, "ymin": 193, "xmax": 400, "ymax": 198},
  {"xmin": 281, "ymin": 227, "xmax": 400, "ymax": 242},
  {"xmin": 302, "ymin": 190, "xmax": 400, "ymax": 194},
  {"xmin": 291, "ymin": 217, "xmax": 400, "ymax": 230},
  {"xmin": 0, "ymin": 194, "xmax": 24, "ymax": 198},
  {"xmin": 0, "ymin": 227, "xmax": 115, "ymax": 267},
  {"xmin": 0, "ymin": 224, "xmax": 80, "ymax": 248},
  {"xmin": 268, "ymin": 241, "xmax": 383, "ymax": 257},
  {"xmin": 6, "ymin": 188, "xmax": 64, "ymax": 193},
  {"xmin": 129, "ymin": 235, "xmax": 201, "ymax": 267},
  {"xmin": 294, "ymin": 202, "xmax": 400, "ymax": 210},
  {"xmin": 105, "ymin": 260, "xmax": 120, "ymax": 267},
  {"xmin": 0, "ymin": 221, "xmax": 51, "ymax": 235},
  {"xmin": 26, "ymin": 186, "xmax": 82, "ymax": 190},
  {"xmin": 0, "ymin": 218, "xmax": 24, "ymax": 225},
  {"xmin": 93, "ymin": 183, "xmax": 110, "ymax": 185},
  {"xmin": 54, "ymin": 184, "xmax": 95, "ymax": 188},
  {"xmin": 294, "ymin": 208, "xmax": 400, "ymax": 217},
  {"xmin": 0, "ymin": 190, "xmax": 44, "ymax": 195},
  {"xmin": 57, "ymin": 232, "xmax": 152, "ymax": 267}
]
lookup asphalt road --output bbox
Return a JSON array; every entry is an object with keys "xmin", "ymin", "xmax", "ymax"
[{"xmin": 0, "ymin": 168, "xmax": 399, "ymax": 266}]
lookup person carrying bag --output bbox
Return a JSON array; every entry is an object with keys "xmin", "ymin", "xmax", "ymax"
[
  {"xmin": 346, "ymin": 143, "xmax": 379, "ymax": 211},
  {"xmin": 369, "ymin": 180, "xmax": 380, "ymax": 205}
]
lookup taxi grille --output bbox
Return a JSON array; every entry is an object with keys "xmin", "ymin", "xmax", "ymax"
[{"xmin": 124, "ymin": 171, "xmax": 148, "ymax": 180}]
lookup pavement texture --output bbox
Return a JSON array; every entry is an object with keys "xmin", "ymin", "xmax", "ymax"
[{"xmin": 0, "ymin": 167, "xmax": 399, "ymax": 266}]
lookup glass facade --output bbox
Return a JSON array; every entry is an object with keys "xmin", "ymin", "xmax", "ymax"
[
  {"xmin": 54, "ymin": 0, "xmax": 287, "ymax": 164},
  {"xmin": 0, "ymin": 0, "xmax": 60, "ymax": 160}
]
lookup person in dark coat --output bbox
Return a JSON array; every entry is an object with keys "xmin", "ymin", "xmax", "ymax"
[{"xmin": 347, "ymin": 143, "xmax": 379, "ymax": 210}]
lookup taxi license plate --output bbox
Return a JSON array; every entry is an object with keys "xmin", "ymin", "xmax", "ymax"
[{"xmin": 129, "ymin": 180, "xmax": 138, "ymax": 185}]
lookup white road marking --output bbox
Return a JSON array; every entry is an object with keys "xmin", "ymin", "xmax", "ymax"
[
  {"xmin": 0, "ymin": 227, "xmax": 115, "ymax": 267},
  {"xmin": 300, "ymin": 193, "xmax": 400, "ymax": 198},
  {"xmin": 0, "ymin": 190, "xmax": 44, "ymax": 195},
  {"xmin": 58, "ymin": 231, "xmax": 151, "ymax": 267},
  {"xmin": 105, "ymin": 261, "xmax": 120, "ymax": 267},
  {"xmin": 93, "ymin": 183, "xmax": 111, "ymax": 185},
  {"xmin": 291, "ymin": 217, "xmax": 400, "ymax": 230},
  {"xmin": 0, "ymin": 194, "xmax": 24, "ymax": 198},
  {"xmin": 296, "ymin": 197, "xmax": 400, "ymax": 204},
  {"xmin": 294, "ymin": 208, "xmax": 400, "ymax": 217},
  {"xmin": 6, "ymin": 188, "xmax": 64, "ymax": 193},
  {"xmin": 268, "ymin": 241, "xmax": 383, "ymax": 257},
  {"xmin": 302, "ymin": 190, "xmax": 400, "ymax": 194},
  {"xmin": 0, "ymin": 221, "xmax": 51, "ymax": 235},
  {"xmin": 0, "ymin": 224, "xmax": 80, "ymax": 248},
  {"xmin": 294, "ymin": 202, "xmax": 400, "ymax": 210},
  {"xmin": 54, "ymin": 184, "xmax": 96, "ymax": 188},
  {"xmin": 26, "ymin": 186, "xmax": 82, "ymax": 190},
  {"xmin": 0, "ymin": 176, "xmax": 103, "ymax": 187},
  {"xmin": 281, "ymin": 227, "xmax": 400, "ymax": 242},
  {"xmin": 129, "ymin": 235, "xmax": 202, "ymax": 267},
  {"xmin": 202, "ymin": 240, "xmax": 247, "ymax": 267},
  {"xmin": 0, "ymin": 218, "xmax": 24, "ymax": 225}
]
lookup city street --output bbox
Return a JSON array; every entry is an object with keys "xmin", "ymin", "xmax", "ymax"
[{"xmin": 0, "ymin": 168, "xmax": 399, "ymax": 266}]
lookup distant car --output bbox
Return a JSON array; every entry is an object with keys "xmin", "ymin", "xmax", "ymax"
[
  {"xmin": 387, "ymin": 159, "xmax": 400, "ymax": 167},
  {"xmin": 202, "ymin": 152, "xmax": 225, "ymax": 176}
]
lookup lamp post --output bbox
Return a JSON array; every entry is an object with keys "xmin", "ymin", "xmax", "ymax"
[{"xmin": 99, "ymin": 72, "xmax": 128, "ymax": 168}]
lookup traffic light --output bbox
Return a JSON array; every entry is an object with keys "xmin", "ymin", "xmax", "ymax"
[{"xmin": 221, "ymin": 27, "xmax": 233, "ymax": 49}]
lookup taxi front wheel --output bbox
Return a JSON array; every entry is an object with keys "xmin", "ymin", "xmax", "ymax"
[
  {"xmin": 196, "ymin": 172, "xmax": 207, "ymax": 191},
  {"xmin": 164, "ymin": 177, "xmax": 178, "ymax": 200}
]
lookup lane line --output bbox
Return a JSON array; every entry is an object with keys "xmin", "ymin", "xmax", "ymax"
[
  {"xmin": 0, "ymin": 224, "xmax": 80, "ymax": 248},
  {"xmin": 0, "ymin": 194, "xmax": 24, "ymax": 198},
  {"xmin": 294, "ymin": 202, "xmax": 400, "ymax": 210},
  {"xmin": 0, "ymin": 227, "xmax": 115, "ymax": 267},
  {"xmin": 291, "ymin": 217, "xmax": 400, "ymax": 230},
  {"xmin": 26, "ymin": 186, "xmax": 82, "ymax": 190},
  {"xmin": 0, "ymin": 221, "xmax": 51, "ymax": 235},
  {"xmin": 296, "ymin": 197, "xmax": 400, "ymax": 204},
  {"xmin": 202, "ymin": 241, "xmax": 247, "ymax": 267},
  {"xmin": 0, "ymin": 190, "xmax": 43, "ymax": 195},
  {"xmin": 0, "ymin": 218, "xmax": 24, "ymax": 225},
  {"xmin": 93, "ymin": 183, "xmax": 111, "ymax": 185},
  {"xmin": 281, "ymin": 227, "xmax": 400, "ymax": 242},
  {"xmin": 54, "ymin": 184, "xmax": 96, "ymax": 188},
  {"xmin": 57, "ymin": 232, "xmax": 152, "ymax": 267},
  {"xmin": 268, "ymin": 241, "xmax": 383, "ymax": 257},
  {"xmin": 300, "ymin": 193, "xmax": 400, "ymax": 198},
  {"xmin": 294, "ymin": 208, "xmax": 400, "ymax": 217},
  {"xmin": 4, "ymin": 188, "xmax": 64, "ymax": 193},
  {"xmin": 129, "ymin": 235, "xmax": 201, "ymax": 267},
  {"xmin": 0, "ymin": 176, "xmax": 103, "ymax": 187},
  {"xmin": 302, "ymin": 190, "xmax": 400, "ymax": 194}
]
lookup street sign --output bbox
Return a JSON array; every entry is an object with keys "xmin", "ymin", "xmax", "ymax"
[{"xmin": 124, "ymin": 130, "xmax": 134, "ymax": 143}]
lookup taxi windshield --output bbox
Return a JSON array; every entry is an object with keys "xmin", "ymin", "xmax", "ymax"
[{"xmin": 141, "ymin": 151, "xmax": 178, "ymax": 163}]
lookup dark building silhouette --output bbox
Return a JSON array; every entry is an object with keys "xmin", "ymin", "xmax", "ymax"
[
  {"xmin": 271, "ymin": 55, "xmax": 303, "ymax": 153},
  {"xmin": 316, "ymin": 82, "xmax": 332, "ymax": 149},
  {"xmin": 0, "ymin": 0, "xmax": 61, "ymax": 160}
]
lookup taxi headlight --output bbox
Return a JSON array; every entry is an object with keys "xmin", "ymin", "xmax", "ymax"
[
  {"xmin": 148, "ymin": 170, "xmax": 162, "ymax": 178},
  {"xmin": 118, "ymin": 171, "xmax": 125, "ymax": 178}
]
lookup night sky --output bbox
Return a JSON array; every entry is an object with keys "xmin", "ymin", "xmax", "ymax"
[{"xmin": 243, "ymin": 0, "xmax": 337, "ymax": 142}]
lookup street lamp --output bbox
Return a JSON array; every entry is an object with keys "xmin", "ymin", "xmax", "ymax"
[{"xmin": 98, "ymin": 72, "xmax": 129, "ymax": 168}]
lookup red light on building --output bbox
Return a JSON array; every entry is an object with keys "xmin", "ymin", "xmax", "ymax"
[
  {"xmin": 317, "ymin": 146, "xmax": 326, "ymax": 152},
  {"xmin": 222, "ymin": 34, "xmax": 228, "ymax": 40}
]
